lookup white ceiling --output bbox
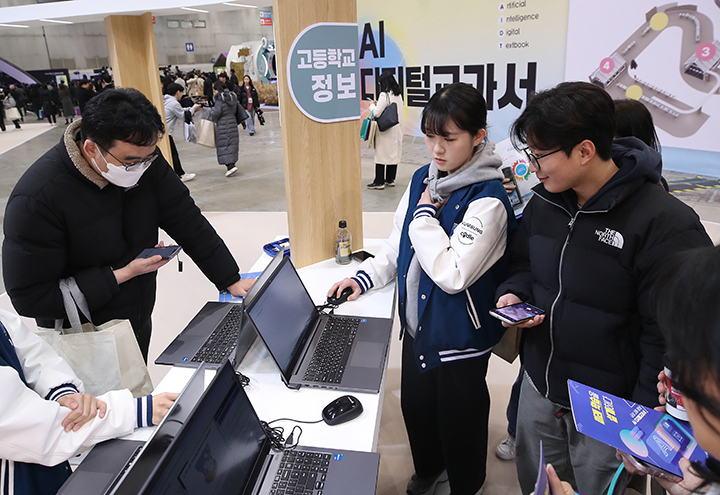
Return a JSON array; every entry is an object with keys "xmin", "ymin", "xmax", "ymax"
[{"xmin": 0, "ymin": 0, "xmax": 270, "ymax": 27}]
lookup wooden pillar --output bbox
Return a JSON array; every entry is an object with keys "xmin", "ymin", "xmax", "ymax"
[
  {"xmin": 105, "ymin": 13, "xmax": 172, "ymax": 165},
  {"xmin": 273, "ymin": 0, "xmax": 363, "ymax": 267}
]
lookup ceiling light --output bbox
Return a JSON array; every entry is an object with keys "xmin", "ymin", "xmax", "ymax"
[
  {"xmin": 40, "ymin": 19, "xmax": 74, "ymax": 25},
  {"xmin": 223, "ymin": 3, "xmax": 258, "ymax": 7},
  {"xmin": 0, "ymin": 23, "xmax": 30, "ymax": 28},
  {"xmin": 181, "ymin": 7, "xmax": 209, "ymax": 13}
]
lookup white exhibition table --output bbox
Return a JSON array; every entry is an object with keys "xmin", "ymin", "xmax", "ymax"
[{"xmin": 125, "ymin": 239, "xmax": 395, "ymax": 454}]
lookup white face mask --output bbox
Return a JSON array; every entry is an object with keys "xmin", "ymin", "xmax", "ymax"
[{"xmin": 91, "ymin": 150, "xmax": 153, "ymax": 188}]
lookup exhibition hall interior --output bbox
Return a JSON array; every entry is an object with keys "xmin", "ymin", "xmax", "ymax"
[{"xmin": 1, "ymin": 0, "xmax": 720, "ymax": 494}]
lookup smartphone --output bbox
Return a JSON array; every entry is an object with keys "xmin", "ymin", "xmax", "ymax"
[
  {"xmin": 489, "ymin": 302, "xmax": 544, "ymax": 325},
  {"xmin": 352, "ymin": 250, "xmax": 375, "ymax": 262},
  {"xmin": 502, "ymin": 167, "xmax": 523, "ymax": 207},
  {"xmin": 135, "ymin": 245, "xmax": 182, "ymax": 260},
  {"xmin": 618, "ymin": 451, "xmax": 683, "ymax": 482}
]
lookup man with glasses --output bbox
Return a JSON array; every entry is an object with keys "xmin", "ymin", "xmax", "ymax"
[
  {"xmin": 2, "ymin": 88, "xmax": 253, "ymax": 360},
  {"xmin": 494, "ymin": 82, "xmax": 712, "ymax": 495}
]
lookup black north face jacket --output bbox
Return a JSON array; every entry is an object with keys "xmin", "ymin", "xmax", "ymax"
[{"xmin": 497, "ymin": 137, "xmax": 712, "ymax": 408}]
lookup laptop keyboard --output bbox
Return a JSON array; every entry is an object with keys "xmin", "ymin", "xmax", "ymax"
[
  {"xmin": 190, "ymin": 304, "xmax": 243, "ymax": 364},
  {"xmin": 271, "ymin": 450, "xmax": 331, "ymax": 495},
  {"xmin": 302, "ymin": 317, "xmax": 359, "ymax": 384}
]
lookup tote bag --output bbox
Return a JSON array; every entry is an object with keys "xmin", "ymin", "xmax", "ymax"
[
  {"xmin": 196, "ymin": 119, "xmax": 216, "ymax": 148},
  {"xmin": 360, "ymin": 110, "xmax": 374, "ymax": 140},
  {"xmin": 375, "ymin": 94, "xmax": 399, "ymax": 132},
  {"xmin": 5, "ymin": 107, "xmax": 21, "ymax": 121},
  {"xmin": 367, "ymin": 120, "xmax": 378, "ymax": 149},
  {"xmin": 36, "ymin": 278, "xmax": 153, "ymax": 398}
]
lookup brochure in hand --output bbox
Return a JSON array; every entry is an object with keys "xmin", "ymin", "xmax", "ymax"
[
  {"xmin": 495, "ymin": 137, "xmax": 540, "ymax": 218},
  {"xmin": 568, "ymin": 379, "xmax": 707, "ymax": 477},
  {"xmin": 218, "ymin": 271, "xmax": 261, "ymax": 302},
  {"xmin": 535, "ymin": 441, "xmax": 549, "ymax": 495}
]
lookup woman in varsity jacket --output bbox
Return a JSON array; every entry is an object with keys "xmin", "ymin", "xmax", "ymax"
[
  {"xmin": 0, "ymin": 308, "xmax": 177, "ymax": 495},
  {"xmin": 328, "ymin": 82, "xmax": 516, "ymax": 495}
]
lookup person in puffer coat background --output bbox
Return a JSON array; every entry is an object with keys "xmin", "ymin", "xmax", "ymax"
[{"xmin": 209, "ymin": 80, "xmax": 240, "ymax": 177}]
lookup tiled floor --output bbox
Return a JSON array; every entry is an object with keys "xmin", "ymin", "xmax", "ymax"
[{"xmin": 1, "ymin": 110, "xmax": 719, "ymax": 495}]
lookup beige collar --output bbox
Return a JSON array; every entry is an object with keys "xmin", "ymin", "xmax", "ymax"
[{"xmin": 64, "ymin": 119, "xmax": 109, "ymax": 189}]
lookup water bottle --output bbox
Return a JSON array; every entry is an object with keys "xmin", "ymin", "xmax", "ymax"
[{"xmin": 335, "ymin": 220, "xmax": 352, "ymax": 265}]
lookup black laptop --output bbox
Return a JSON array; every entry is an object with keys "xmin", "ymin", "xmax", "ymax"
[
  {"xmin": 154, "ymin": 253, "xmax": 287, "ymax": 369},
  {"xmin": 57, "ymin": 365, "xmax": 207, "ymax": 495},
  {"xmin": 137, "ymin": 361, "xmax": 380, "ymax": 495},
  {"xmin": 244, "ymin": 255, "xmax": 393, "ymax": 393}
]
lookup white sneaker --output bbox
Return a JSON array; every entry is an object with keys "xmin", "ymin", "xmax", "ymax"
[
  {"xmin": 180, "ymin": 173, "xmax": 196, "ymax": 182},
  {"xmin": 225, "ymin": 166, "xmax": 238, "ymax": 177},
  {"xmin": 495, "ymin": 435, "xmax": 516, "ymax": 461}
]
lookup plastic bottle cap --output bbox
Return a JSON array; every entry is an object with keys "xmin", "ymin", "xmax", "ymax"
[{"xmin": 339, "ymin": 220, "xmax": 347, "ymax": 228}]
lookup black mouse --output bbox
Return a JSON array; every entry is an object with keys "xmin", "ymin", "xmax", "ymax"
[
  {"xmin": 327, "ymin": 287, "xmax": 353, "ymax": 306},
  {"xmin": 322, "ymin": 395, "xmax": 363, "ymax": 425}
]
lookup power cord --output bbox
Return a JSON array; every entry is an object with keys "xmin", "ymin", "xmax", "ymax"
[
  {"xmin": 260, "ymin": 417, "xmax": 324, "ymax": 451},
  {"xmin": 316, "ymin": 303, "xmax": 336, "ymax": 315},
  {"xmin": 235, "ymin": 370, "xmax": 250, "ymax": 387}
]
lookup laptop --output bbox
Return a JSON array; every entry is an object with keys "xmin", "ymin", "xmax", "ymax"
[
  {"xmin": 244, "ymin": 255, "xmax": 393, "ymax": 393},
  {"xmin": 138, "ymin": 361, "xmax": 380, "ymax": 495},
  {"xmin": 57, "ymin": 365, "xmax": 208, "ymax": 495},
  {"xmin": 154, "ymin": 253, "xmax": 286, "ymax": 369}
]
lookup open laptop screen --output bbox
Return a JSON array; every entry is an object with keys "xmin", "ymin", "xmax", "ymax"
[
  {"xmin": 246, "ymin": 257, "xmax": 317, "ymax": 375},
  {"xmin": 141, "ymin": 364, "xmax": 267, "ymax": 495}
]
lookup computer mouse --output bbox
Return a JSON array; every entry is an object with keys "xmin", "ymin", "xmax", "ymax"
[
  {"xmin": 322, "ymin": 395, "xmax": 363, "ymax": 425},
  {"xmin": 327, "ymin": 287, "xmax": 353, "ymax": 306}
]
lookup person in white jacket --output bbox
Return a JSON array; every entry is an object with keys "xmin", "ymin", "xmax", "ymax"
[
  {"xmin": 366, "ymin": 72, "xmax": 404, "ymax": 190},
  {"xmin": 0, "ymin": 308, "xmax": 177, "ymax": 495},
  {"xmin": 329, "ymin": 83, "xmax": 516, "ymax": 495},
  {"xmin": 163, "ymin": 82, "xmax": 202, "ymax": 183}
]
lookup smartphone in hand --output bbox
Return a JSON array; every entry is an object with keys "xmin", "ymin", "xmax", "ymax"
[
  {"xmin": 489, "ymin": 302, "xmax": 544, "ymax": 325},
  {"xmin": 135, "ymin": 245, "xmax": 182, "ymax": 261}
]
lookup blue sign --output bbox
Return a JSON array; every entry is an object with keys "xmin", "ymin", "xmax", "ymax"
[
  {"xmin": 211, "ymin": 57, "xmax": 216, "ymax": 64},
  {"xmin": 287, "ymin": 23, "xmax": 360, "ymax": 123},
  {"xmin": 185, "ymin": 43, "xmax": 194, "ymax": 52},
  {"xmin": 259, "ymin": 10, "xmax": 272, "ymax": 18}
]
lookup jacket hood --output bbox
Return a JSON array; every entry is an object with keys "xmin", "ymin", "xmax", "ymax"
[
  {"xmin": 163, "ymin": 94, "xmax": 175, "ymax": 105},
  {"xmin": 216, "ymin": 90, "xmax": 237, "ymax": 105},
  {"xmin": 535, "ymin": 137, "xmax": 663, "ymax": 212}
]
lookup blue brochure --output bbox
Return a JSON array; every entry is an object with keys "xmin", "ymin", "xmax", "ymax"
[
  {"xmin": 218, "ymin": 271, "xmax": 261, "ymax": 302},
  {"xmin": 568, "ymin": 379, "xmax": 707, "ymax": 477}
]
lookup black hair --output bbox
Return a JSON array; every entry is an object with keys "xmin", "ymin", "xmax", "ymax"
[
  {"xmin": 510, "ymin": 81, "xmax": 615, "ymax": 161},
  {"xmin": 614, "ymin": 99, "xmax": 661, "ymax": 152},
  {"xmin": 242, "ymin": 75, "xmax": 255, "ymax": 89},
  {"xmin": 80, "ymin": 88, "xmax": 164, "ymax": 150},
  {"xmin": 166, "ymin": 82, "xmax": 183, "ymax": 96},
  {"xmin": 377, "ymin": 72, "xmax": 400, "ymax": 96},
  {"xmin": 101, "ymin": 74, "xmax": 113, "ymax": 84},
  {"xmin": 214, "ymin": 80, "xmax": 227, "ymax": 92},
  {"xmin": 420, "ymin": 82, "xmax": 487, "ymax": 139},
  {"xmin": 654, "ymin": 245, "xmax": 720, "ymax": 485}
]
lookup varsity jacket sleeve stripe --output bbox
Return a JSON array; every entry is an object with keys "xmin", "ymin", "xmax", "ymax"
[
  {"xmin": 1, "ymin": 308, "xmax": 83, "ymax": 398},
  {"xmin": 408, "ymin": 196, "xmax": 508, "ymax": 295},
  {"xmin": 352, "ymin": 183, "xmax": 410, "ymax": 292}
]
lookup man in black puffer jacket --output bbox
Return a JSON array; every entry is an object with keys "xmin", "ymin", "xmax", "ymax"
[
  {"xmin": 2, "ymin": 88, "xmax": 254, "ymax": 361},
  {"xmin": 495, "ymin": 82, "xmax": 712, "ymax": 495}
]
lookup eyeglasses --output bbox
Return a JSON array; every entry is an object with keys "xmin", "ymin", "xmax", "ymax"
[
  {"xmin": 522, "ymin": 147, "xmax": 564, "ymax": 171},
  {"xmin": 96, "ymin": 143, "xmax": 159, "ymax": 171}
]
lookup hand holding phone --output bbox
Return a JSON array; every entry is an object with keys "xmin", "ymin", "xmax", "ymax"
[
  {"xmin": 135, "ymin": 245, "xmax": 182, "ymax": 260},
  {"xmin": 490, "ymin": 301, "xmax": 545, "ymax": 325},
  {"xmin": 618, "ymin": 450, "xmax": 683, "ymax": 483}
]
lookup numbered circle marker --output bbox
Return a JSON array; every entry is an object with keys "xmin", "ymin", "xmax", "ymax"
[
  {"xmin": 499, "ymin": 2, "xmax": 506, "ymax": 11},
  {"xmin": 499, "ymin": 16, "xmax": 506, "ymax": 24},
  {"xmin": 650, "ymin": 12, "xmax": 669, "ymax": 31},
  {"xmin": 600, "ymin": 57, "xmax": 615, "ymax": 74},
  {"xmin": 498, "ymin": 42, "xmax": 504, "ymax": 50},
  {"xmin": 499, "ymin": 29, "xmax": 505, "ymax": 37},
  {"xmin": 626, "ymin": 85, "xmax": 643, "ymax": 100},
  {"xmin": 697, "ymin": 42, "xmax": 717, "ymax": 61}
]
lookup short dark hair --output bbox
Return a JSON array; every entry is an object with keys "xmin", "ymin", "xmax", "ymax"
[
  {"xmin": 655, "ymin": 245, "xmax": 720, "ymax": 485},
  {"xmin": 101, "ymin": 74, "xmax": 113, "ymax": 84},
  {"xmin": 81, "ymin": 88, "xmax": 164, "ymax": 150},
  {"xmin": 218, "ymin": 72, "xmax": 228, "ymax": 79},
  {"xmin": 166, "ymin": 82, "xmax": 183, "ymax": 96},
  {"xmin": 614, "ymin": 99, "xmax": 660, "ymax": 152},
  {"xmin": 377, "ymin": 72, "xmax": 400, "ymax": 96},
  {"xmin": 511, "ymin": 81, "xmax": 615, "ymax": 161},
  {"xmin": 214, "ymin": 80, "xmax": 227, "ymax": 92},
  {"xmin": 420, "ymin": 82, "xmax": 488, "ymax": 138}
]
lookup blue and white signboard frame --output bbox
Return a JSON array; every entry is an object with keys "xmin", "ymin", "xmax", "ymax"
[
  {"xmin": 185, "ymin": 43, "xmax": 194, "ymax": 52},
  {"xmin": 287, "ymin": 22, "xmax": 360, "ymax": 123}
]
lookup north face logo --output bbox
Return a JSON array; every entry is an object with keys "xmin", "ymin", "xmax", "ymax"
[{"xmin": 595, "ymin": 228, "xmax": 624, "ymax": 249}]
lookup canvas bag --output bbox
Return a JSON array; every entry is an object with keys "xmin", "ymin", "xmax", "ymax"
[
  {"xmin": 36, "ymin": 278, "xmax": 153, "ymax": 398},
  {"xmin": 375, "ymin": 94, "xmax": 399, "ymax": 132},
  {"xmin": 366, "ymin": 120, "xmax": 378, "ymax": 149},
  {"xmin": 196, "ymin": 119, "xmax": 216, "ymax": 147},
  {"xmin": 5, "ymin": 106, "xmax": 21, "ymax": 121}
]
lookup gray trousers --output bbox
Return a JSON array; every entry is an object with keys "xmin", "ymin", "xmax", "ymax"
[{"xmin": 516, "ymin": 372, "xmax": 620, "ymax": 495}]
